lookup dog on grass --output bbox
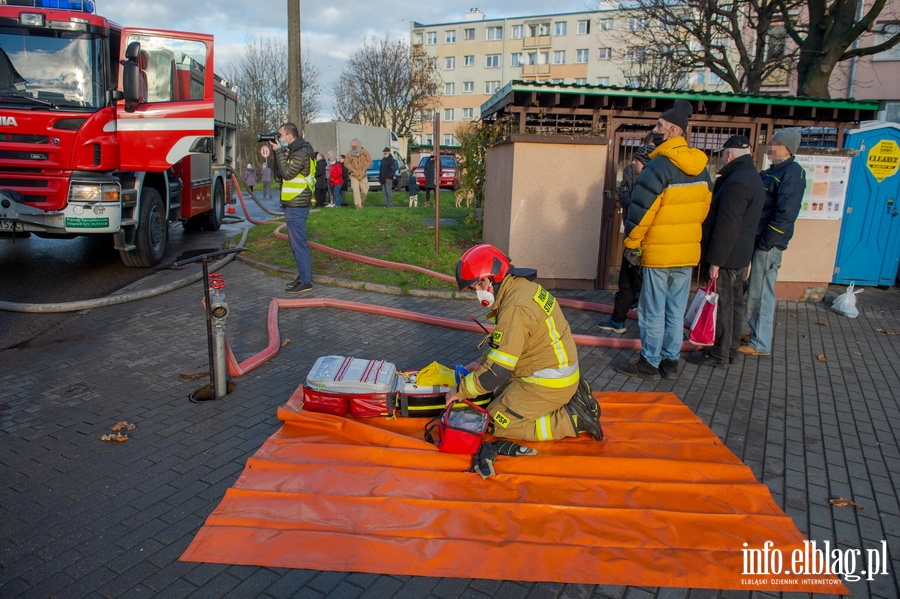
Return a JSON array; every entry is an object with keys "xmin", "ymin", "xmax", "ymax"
[{"xmin": 454, "ymin": 188, "xmax": 474, "ymax": 208}]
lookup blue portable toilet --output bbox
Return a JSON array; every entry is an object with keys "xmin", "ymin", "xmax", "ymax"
[{"xmin": 834, "ymin": 122, "xmax": 900, "ymax": 286}]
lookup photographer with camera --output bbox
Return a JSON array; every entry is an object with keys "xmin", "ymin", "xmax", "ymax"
[{"xmin": 266, "ymin": 123, "xmax": 317, "ymax": 293}]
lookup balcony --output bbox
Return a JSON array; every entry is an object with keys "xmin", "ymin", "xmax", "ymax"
[
  {"xmin": 522, "ymin": 64, "xmax": 551, "ymax": 76},
  {"xmin": 522, "ymin": 35, "xmax": 551, "ymax": 48}
]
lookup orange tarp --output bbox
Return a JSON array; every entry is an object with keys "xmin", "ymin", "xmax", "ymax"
[{"xmin": 181, "ymin": 390, "xmax": 848, "ymax": 593}]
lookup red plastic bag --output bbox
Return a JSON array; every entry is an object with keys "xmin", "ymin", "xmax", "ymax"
[{"xmin": 686, "ymin": 279, "xmax": 718, "ymax": 346}]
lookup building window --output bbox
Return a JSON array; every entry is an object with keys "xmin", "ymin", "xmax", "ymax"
[
  {"xmin": 628, "ymin": 18, "xmax": 649, "ymax": 32},
  {"xmin": 553, "ymin": 50, "xmax": 566, "ymax": 64},
  {"xmin": 426, "ymin": 31, "xmax": 437, "ymax": 45},
  {"xmin": 598, "ymin": 47, "xmax": 612, "ymax": 60},
  {"xmin": 528, "ymin": 51, "xmax": 549, "ymax": 65},
  {"xmin": 874, "ymin": 24, "xmax": 900, "ymax": 60},
  {"xmin": 445, "ymin": 56, "xmax": 455, "ymax": 70},
  {"xmin": 427, "ymin": 57, "xmax": 437, "ymax": 69},
  {"xmin": 695, "ymin": 71, "xmax": 706, "ymax": 85},
  {"xmin": 463, "ymin": 107, "xmax": 474, "ymax": 119},
  {"xmin": 575, "ymin": 78, "xmax": 587, "ymax": 85},
  {"xmin": 625, "ymin": 76, "xmax": 641, "ymax": 88},
  {"xmin": 423, "ymin": 109, "xmax": 435, "ymax": 121},
  {"xmin": 600, "ymin": 18, "xmax": 614, "ymax": 30},
  {"xmin": 445, "ymin": 30, "xmax": 456, "ymax": 44},
  {"xmin": 511, "ymin": 53, "xmax": 525, "ymax": 67},
  {"xmin": 463, "ymin": 81, "xmax": 474, "ymax": 93},
  {"xmin": 555, "ymin": 21, "xmax": 567, "ymax": 36},
  {"xmin": 413, "ymin": 32, "xmax": 423, "ymax": 45},
  {"xmin": 485, "ymin": 81, "xmax": 501, "ymax": 94},
  {"xmin": 486, "ymin": 54, "xmax": 501, "ymax": 68},
  {"xmin": 445, "ymin": 82, "xmax": 455, "ymax": 95},
  {"xmin": 512, "ymin": 25, "xmax": 523, "ymax": 39},
  {"xmin": 464, "ymin": 28, "xmax": 475, "ymax": 40},
  {"xmin": 444, "ymin": 108, "xmax": 455, "ymax": 121},
  {"xmin": 626, "ymin": 47, "xmax": 646, "ymax": 62},
  {"xmin": 576, "ymin": 49, "xmax": 589, "ymax": 63},
  {"xmin": 709, "ymin": 72, "xmax": 724, "ymax": 84},
  {"xmin": 425, "ymin": 135, "xmax": 433, "ymax": 145},
  {"xmin": 552, "ymin": 78, "xmax": 565, "ymax": 84},
  {"xmin": 444, "ymin": 134, "xmax": 456, "ymax": 146},
  {"xmin": 597, "ymin": 76, "xmax": 610, "ymax": 85},
  {"xmin": 577, "ymin": 20, "xmax": 590, "ymax": 34},
  {"xmin": 463, "ymin": 55, "xmax": 475, "ymax": 66},
  {"xmin": 486, "ymin": 26, "xmax": 503, "ymax": 40}
]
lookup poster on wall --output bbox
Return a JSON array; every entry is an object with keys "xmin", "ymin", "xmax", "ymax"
[{"xmin": 793, "ymin": 154, "xmax": 852, "ymax": 220}]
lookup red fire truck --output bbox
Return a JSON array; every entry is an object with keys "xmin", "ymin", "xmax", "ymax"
[{"xmin": 0, "ymin": 0, "xmax": 237, "ymax": 267}]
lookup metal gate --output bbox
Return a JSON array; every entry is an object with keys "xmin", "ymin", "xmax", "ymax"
[{"xmin": 598, "ymin": 118, "xmax": 758, "ymax": 288}]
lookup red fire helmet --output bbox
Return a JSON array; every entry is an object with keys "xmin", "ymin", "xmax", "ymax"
[{"xmin": 455, "ymin": 244, "xmax": 510, "ymax": 291}]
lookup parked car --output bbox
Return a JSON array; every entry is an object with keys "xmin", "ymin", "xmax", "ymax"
[
  {"xmin": 413, "ymin": 155, "xmax": 458, "ymax": 190},
  {"xmin": 366, "ymin": 151, "xmax": 409, "ymax": 191}
]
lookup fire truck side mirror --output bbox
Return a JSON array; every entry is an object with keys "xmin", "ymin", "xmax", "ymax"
[{"xmin": 122, "ymin": 41, "xmax": 143, "ymax": 112}]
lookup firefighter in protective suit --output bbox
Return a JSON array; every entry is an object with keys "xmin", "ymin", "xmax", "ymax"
[{"xmin": 444, "ymin": 245, "xmax": 603, "ymax": 442}]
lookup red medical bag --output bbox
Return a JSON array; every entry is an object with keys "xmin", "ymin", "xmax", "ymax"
[
  {"xmin": 424, "ymin": 398, "xmax": 490, "ymax": 455},
  {"xmin": 302, "ymin": 356, "xmax": 398, "ymax": 417}
]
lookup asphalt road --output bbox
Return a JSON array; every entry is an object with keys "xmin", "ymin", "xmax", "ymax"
[{"xmin": 0, "ymin": 192, "xmax": 277, "ymax": 350}]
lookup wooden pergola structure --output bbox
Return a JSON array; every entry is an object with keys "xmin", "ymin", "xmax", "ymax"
[{"xmin": 481, "ymin": 81, "xmax": 882, "ymax": 288}]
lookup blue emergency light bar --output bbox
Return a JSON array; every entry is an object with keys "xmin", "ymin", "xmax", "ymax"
[{"xmin": 4, "ymin": 0, "xmax": 95, "ymax": 13}]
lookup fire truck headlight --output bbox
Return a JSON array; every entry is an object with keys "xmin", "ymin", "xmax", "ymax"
[{"xmin": 69, "ymin": 183, "xmax": 120, "ymax": 203}]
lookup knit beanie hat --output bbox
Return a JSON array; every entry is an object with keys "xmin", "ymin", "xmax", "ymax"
[
  {"xmin": 659, "ymin": 100, "xmax": 693, "ymax": 133},
  {"xmin": 771, "ymin": 128, "xmax": 801, "ymax": 156}
]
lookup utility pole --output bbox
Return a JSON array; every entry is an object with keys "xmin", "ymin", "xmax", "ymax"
[{"xmin": 288, "ymin": 0, "xmax": 303, "ymax": 129}]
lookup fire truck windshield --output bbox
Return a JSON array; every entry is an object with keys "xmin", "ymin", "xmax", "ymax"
[{"xmin": 0, "ymin": 29, "xmax": 103, "ymax": 109}]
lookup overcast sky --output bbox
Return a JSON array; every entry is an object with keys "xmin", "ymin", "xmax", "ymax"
[{"xmin": 101, "ymin": 0, "xmax": 600, "ymax": 119}]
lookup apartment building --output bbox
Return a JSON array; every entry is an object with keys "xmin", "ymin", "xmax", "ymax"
[{"xmin": 409, "ymin": 6, "xmax": 731, "ymax": 146}]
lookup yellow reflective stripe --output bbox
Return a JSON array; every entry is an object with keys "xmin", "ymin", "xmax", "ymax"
[
  {"xmin": 767, "ymin": 224, "xmax": 785, "ymax": 234},
  {"xmin": 521, "ymin": 369, "xmax": 581, "ymax": 388},
  {"xmin": 487, "ymin": 348, "xmax": 518, "ymax": 369},
  {"xmin": 462, "ymin": 372, "xmax": 481, "ymax": 396},
  {"xmin": 544, "ymin": 317, "xmax": 569, "ymax": 368},
  {"xmin": 535, "ymin": 415, "xmax": 554, "ymax": 441}
]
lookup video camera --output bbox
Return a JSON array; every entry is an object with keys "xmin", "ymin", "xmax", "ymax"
[{"xmin": 257, "ymin": 132, "xmax": 279, "ymax": 143}]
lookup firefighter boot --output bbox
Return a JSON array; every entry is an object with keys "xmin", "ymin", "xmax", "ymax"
[{"xmin": 564, "ymin": 378, "xmax": 603, "ymax": 441}]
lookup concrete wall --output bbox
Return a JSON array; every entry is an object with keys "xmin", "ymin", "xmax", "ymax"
[{"xmin": 483, "ymin": 134, "xmax": 608, "ymax": 288}]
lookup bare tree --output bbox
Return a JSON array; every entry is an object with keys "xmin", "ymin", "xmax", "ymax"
[
  {"xmin": 220, "ymin": 34, "xmax": 321, "ymax": 170},
  {"xmin": 781, "ymin": 0, "xmax": 900, "ymax": 97},
  {"xmin": 613, "ymin": 1, "xmax": 799, "ymax": 93},
  {"xmin": 333, "ymin": 36, "xmax": 441, "ymax": 138}
]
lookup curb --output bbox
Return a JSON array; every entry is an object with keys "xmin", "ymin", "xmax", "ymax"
[{"xmin": 236, "ymin": 254, "xmax": 466, "ymax": 300}]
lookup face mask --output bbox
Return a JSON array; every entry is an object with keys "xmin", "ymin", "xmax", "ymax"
[
  {"xmin": 278, "ymin": 140, "xmax": 287, "ymax": 149},
  {"xmin": 476, "ymin": 289, "xmax": 495, "ymax": 308},
  {"xmin": 650, "ymin": 132, "xmax": 665, "ymax": 147}
]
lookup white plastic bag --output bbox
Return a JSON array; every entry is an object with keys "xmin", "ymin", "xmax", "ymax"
[{"xmin": 831, "ymin": 282, "xmax": 863, "ymax": 318}]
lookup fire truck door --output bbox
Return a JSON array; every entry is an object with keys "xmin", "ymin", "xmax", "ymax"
[{"xmin": 116, "ymin": 30, "xmax": 215, "ymax": 172}]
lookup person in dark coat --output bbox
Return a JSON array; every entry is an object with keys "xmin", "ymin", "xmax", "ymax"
[
  {"xmin": 741, "ymin": 128, "xmax": 807, "ymax": 357},
  {"xmin": 423, "ymin": 155, "xmax": 436, "ymax": 206},
  {"xmin": 314, "ymin": 152, "xmax": 328, "ymax": 208},
  {"xmin": 378, "ymin": 147, "xmax": 397, "ymax": 207},
  {"xmin": 597, "ymin": 144, "xmax": 654, "ymax": 334},
  {"xmin": 688, "ymin": 135, "xmax": 766, "ymax": 367}
]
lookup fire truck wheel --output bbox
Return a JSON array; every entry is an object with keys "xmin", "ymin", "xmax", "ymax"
[
  {"xmin": 201, "ymin": 181, "xmax": 225, "ymax": 231},
  {"xmin": 120, "ymin": 188, "xmax": 167, "ymax": 268}
]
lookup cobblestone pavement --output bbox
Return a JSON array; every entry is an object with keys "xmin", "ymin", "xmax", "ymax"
[{"xmin": 1, "ymin": 261, "xmax": 898, "ymax": 598}]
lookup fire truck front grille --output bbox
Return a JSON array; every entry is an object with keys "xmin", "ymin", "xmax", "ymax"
[
  {"xmin": 0, "ymin": 134, "xmax": 49, "ymax": 144},
  {"xmin": 0, "ymin": 151, "xmax": 50, "ymax": 161},
  {"xmin": 0, "ymin": 178, "xmax": 48, "ymax": 187}
]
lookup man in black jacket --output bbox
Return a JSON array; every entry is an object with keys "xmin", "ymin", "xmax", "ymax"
[
  {"xmin": 379, "ymin": 147, "xmax": 397, "ymax": 208},
  {"xmin": 741, "ymin": 128, "xmax": 807, "ymax": 357},
  {"xmin": 688, "ymin": 135, "xmax": 765, "ymax": 367}
]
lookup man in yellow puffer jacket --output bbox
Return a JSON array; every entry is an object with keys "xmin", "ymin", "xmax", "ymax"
[{"xmin": 616, "ymin": 100, "xmax": 712, "ymax": 382}]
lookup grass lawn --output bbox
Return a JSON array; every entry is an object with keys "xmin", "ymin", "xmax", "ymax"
[{"xmin": 237, "ymin": 189, "xmax": 480, "ymax": 292}]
